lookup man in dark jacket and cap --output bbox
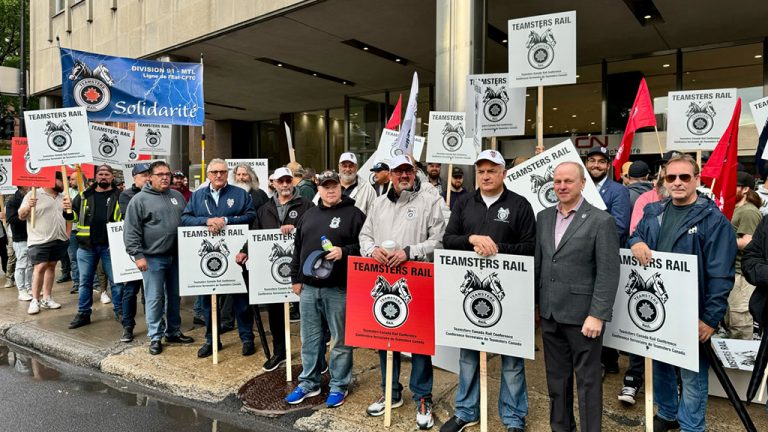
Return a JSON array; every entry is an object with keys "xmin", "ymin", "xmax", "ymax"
[{"xmin": 625, "ymin": 161, "xmax": 654, "ymax": 209}]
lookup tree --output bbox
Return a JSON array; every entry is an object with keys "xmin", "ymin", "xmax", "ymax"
[{"xmin": 0, "ymin": 0, "xmax": 23, "ymax": 68}]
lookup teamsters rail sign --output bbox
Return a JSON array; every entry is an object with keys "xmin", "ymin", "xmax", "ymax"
[
  {"xmin": 466, "ymin": 73, "xmax": 526, "ymax": 138},
  {"xmin": 666, "ymin": 88, "xmax": 737, "ymax": 151},
  {"xmin": 247, "ymin": 229, "xmax": 300, "ymax": 304},
  {"xmin": 23, "ymin": 107, "xmax": 92, "ymax": 167},
  {"xmin": 507, "ymin": 11, "xmax": 576, "ymax": 87},
  {"xmin": 177, "ymin": 225, "xmax": 249, "ymax": 296},
  {"xmin": 60, "ymin": 48, "xmax": 204, "ymax": 126}
]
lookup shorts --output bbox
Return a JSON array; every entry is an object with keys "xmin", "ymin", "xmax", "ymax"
[{"xmin": 28, "ymin": 240, "xmax": 69, "ymax": 265}]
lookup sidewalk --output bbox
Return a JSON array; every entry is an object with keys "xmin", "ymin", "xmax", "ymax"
[{"xmin": 0, "ymin": 274, "xmax": 765, "ymax": 431}]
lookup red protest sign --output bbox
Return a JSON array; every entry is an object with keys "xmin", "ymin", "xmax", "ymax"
[
  {"xmin": 345, "ymin": 257, "xmax": 435, "ymax": 355},
  {"xmin": 65, "ymin": 163, "xmax": 95, "ymax": 178},
  {"xmin": 11, "ymin": 137, "xmax": 57, "ymax": 187}
]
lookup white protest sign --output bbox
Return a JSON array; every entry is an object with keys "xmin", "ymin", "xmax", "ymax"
[
  {"xmin": 121, "ymin": 159, "xmax": 165, "ymax": 187},
  {"xmin": 507, "ymin": 11, "xmax": 576, "ymax": 87},
  {"xmin": 603, "ymin": 249, "xmax": 699, "ymax": 372},
  {"xmin": 177, "ymin": 225, "xmax": 249, "ymax": 296},
  {"xmin": 434, "ymin": 250, "xmax": 535, "ymax": 359},
  {"xmin": 748, "ymin": 96, "xmax": 768, "ymax": 160},
  {"xmin": 358, "ymin": 129, "xmax": 426, "ymax": 176},
  {"xmin": 134, "ymin": 123, "xmax": 172, "ymax": 154},
  {"xmin": 24, "ymin": 107, "xmax": 92, "ymax": 167},
  {"xmin": 107, "ymin": 222, "xmax": 143, "ymax": 283},
  {"xmin": 712, "ymin": 338, "xmax": 760, "ymax": 371},
  {"xmin": 247, "ymin": 229, "xmax": 300, "ymax": 304},
  {"xmin": 503, "ymin": 140, "xmax": 606, "ymax": 214},
  {"xmin": 425, "ymin": 112, "xmax": 476, "ymax": 164},
  {"xmin": 226, "ymin": 158, "xmax": 270, "ymax": 195},
  {"xmin": 666, "ymin": 89, "xmax": 738, "ymax": 151},
  {"xmin": 0, "ymin": 156, "xmax": 13, "ymax": 194},
  {"xmin": 467, "ymin": 74, "xmax": 526, "ymax": 138},
  {"xmin": 89, "ymin": 123, "xmax": 134, "ymax": 166}
]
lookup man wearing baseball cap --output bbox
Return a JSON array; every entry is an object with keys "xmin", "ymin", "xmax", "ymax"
[
  {"xmin": 314, "ymin": 152, "xmax": 376, "ymax": 215},
  {"xmin": 441, "ymin": 149, "xmax": 535, "ymax": 432},
  {"xmin": 359, "ymin": 154, "xmax": 447, "ymax": 429},
  {"xmin": 370, "ymin": 162, "xmax": 390, "ymax": 197},
  {"xmin": 625, "ymin": 161, "xmax": 653, "ymax": 209},
  {"xmin": 440, "ymin": 167, "xmax": 467, "ymax": 210}
]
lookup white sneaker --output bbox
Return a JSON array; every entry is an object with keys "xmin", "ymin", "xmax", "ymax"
[
  {"xmin": 4, "ymin": 278, "xmax": 15, "ymax": 288},
  {"xmin": 40, "ymin": 298, "xmax": 61, "ymax": 310},
  {"xmin": 28, "ymin": 299, "xmax": 40, "ymax": 315},
  {"xmin": 100, "ymin": 291, "xmax": 111, "ymax": 304},
  {"xmin": 18, "ymin": 291, "xmax": 33, "ymax": 301}
]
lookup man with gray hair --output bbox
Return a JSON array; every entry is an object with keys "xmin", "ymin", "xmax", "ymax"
[
  {"xmin": 233, "ymin": 163, "xmax": 269, "ymax": 212},
  {"xmin": 314, "ymin": 153, "xmax": 376, "ymax": 215}
]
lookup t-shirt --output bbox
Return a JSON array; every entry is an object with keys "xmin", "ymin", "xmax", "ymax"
[
  {"xmin": 481, "ymin": 191, "xmax": 502, "ymax": 208},
  {"xmin": 656, "ymin": 202, "xmax": 694, "ymax": 252},
  {"xmin": 22, "ymin": 188, "xmax": 68, "ymax": 246},
  {"xmin": 89, "ymin": 190, "xmax": 112, "ymax": 245},
  {"xmin": 732, "ymin": 202, "xmax": 763, "ymax": 273}
]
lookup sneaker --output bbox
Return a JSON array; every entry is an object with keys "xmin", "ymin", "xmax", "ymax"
[
  {"xmin": 262, "ymin": 354, "xmax": 286, "ymax": 372},
  {"xmin": 39, "ymin": 298, "xmax": 61, "ymax": 309},
  {"xmin": 618, "ymin": 385, "xmax": 639, "ymax": 405},
  {"xmin": 4, "ymin": 278, "xmax": 15, "ymax": 288},
  {"xmin": 440, "ymin": 416, "xmax": 479, "ymax": 432},
  {"xmin": 326, "ymin": 390, "xmax": 348, "ymax": 408},
  {"xmin": 121, "ymin": 327, "xmax": 134, "ymax": 343},
  {"xmin": 366, "ymin": 394, "xmax": 403, "ymax": 417},
  {"xmin": 653, "ymin": 415, "xmax": 680, "ymax": 431},
  {"xmin": 27, "ymin": 299, "xmax": 40, "ymax": 315},
  {"xmin": 69, "ymin": 285, "xmax": 79, "ymax": 294},
  {"xmin": 416, "ymin": 397, "xmax": 434, "ymax": 429},
  {"xmin": 18, "ymin": 291, "xmax": 33, "ymax": 302},
  {"xmin": 321, "ymin": 362, "xmax": 329, "ymax": 375},
  {"xmin": 100, "ymin": 291, "xmax": 111, "ymax": 304},
  {"xmin": 284, "ymin": 386, "xmax": 321, "ymax": 405}
]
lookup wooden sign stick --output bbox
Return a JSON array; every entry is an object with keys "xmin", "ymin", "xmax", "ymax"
[
  {"xmin": 537, "ymin": 86, "xmax": 544, "ymax": 150},
  {"xmin": 212, "ymin": 294, "xmax": 219, "ymax": 364},
  {"xmin": 285, "ymin": 302, "xmax": 293, "ymax": 381},
  {"xmin": 61, "ymin": 165, "xmax": 72, "ymax": 214},
  {"xmin": 480, "ymin": 351, "xmax": 489, "ymax": 432},
  {"xmin": 446, "ymin": 163, "xmax": 453, "ymax": 207},
  {"xmin": 645, "ymin": 357, "xmax": 653, "ymax": 431},
  {"xmin": 384, "ymin": 349, "xmax": 394, "ymax": 427}
]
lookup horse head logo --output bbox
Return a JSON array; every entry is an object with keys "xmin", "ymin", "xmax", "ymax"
[
  {"xmin": 460, "ymin": 269, "xmax": 505, "ymax": 327},
  {"xmin": 371, "ymin": 275, "xmax": 411, "ymax": 328}
]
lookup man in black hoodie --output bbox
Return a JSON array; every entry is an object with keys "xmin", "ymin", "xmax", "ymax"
[{"xmin": 283, "ymin": 170, "xmax": 365, "ymax": 408}]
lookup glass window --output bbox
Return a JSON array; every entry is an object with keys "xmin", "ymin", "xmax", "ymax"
[
  {"xmin": 292, "ymin": 111, "xmax": 327, "ymax": 172},
  {"xmin": 348, "ymin": 93, "xmax": 386, "ymax": 165},
  {"xmin": 55, "ymin": 0, "xmax": 66, "ymax": 13},
  {"xmin": 257, "ymin": 119, "xmax": 281, "ymax": 171},
  {"xmin": 328, "ymin": 108, "xmax": 345, "ymax": 169}
]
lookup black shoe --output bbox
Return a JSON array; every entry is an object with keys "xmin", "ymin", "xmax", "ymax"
[
  {"xmin": 653, "ymin": 415, "xmax": 680, "ymax": 432},
  {"xmin": 70, "ymin": 285, "xmax": 79, "ymax": 294},
  {"xmin": 507, "ymin": 429, "xmax": 524, "ymax": 432},
  {"xmin": 262, "ymin": 354, "xmax": 286, "ymax": 371},
  {"xmin": 220, "ymin": 324, "xmax": 235, "ymax": 334},
  {"xmin": 604, "ymin": 361, "xmax": 620, "ymax": 374},
  {"xmin": 114, "ymin": 311, "xmax": 122, "ymax": 322},
  {"xmin": 242, "ymin": 341, "xmax": 255, "ymax": 356},
  {"xmin": 56, "ymin": 274, "xmax": 72, "ymax": 283},
  {"xmin": 120, "ymin": 327, "xmax": 134, "ymax": 343},
  {"xmin": 165, "ymin": 334, "xmax": 194, "ymax": 344},
  {"xmin": 289, "ymin": 310, "xmax": 300, "ymax": 322},
  {"xmin": 149, "ymin": 340, "xmax": 163, "ymax": 355},
  {"xmin": 68, "ymin": 313, "xmax": 91, "ymax": 329},
  {"xmin": 197, "ymin": 342, "xmax": 223, "ymax": 358},
  {"xmin": 440, "ymin": 415, "xmax": 479, "ymax": 432},
  {"xmin": 193, "ymin": 316, "xmax": 205, "ymax": 326}
]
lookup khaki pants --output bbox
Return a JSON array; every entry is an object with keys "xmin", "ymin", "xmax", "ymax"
[{"xmin": 725, "ymin": 273, "xmax": 756, "ymax": 339}]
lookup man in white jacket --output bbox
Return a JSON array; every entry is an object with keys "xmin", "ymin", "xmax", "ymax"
[
  {"xmin": 314, "ymin": 152, "xmax": 376, "ymax": 215},
  {"xmin": 358, "ymin": 154, "xmax": 446, "ymax": 430}
]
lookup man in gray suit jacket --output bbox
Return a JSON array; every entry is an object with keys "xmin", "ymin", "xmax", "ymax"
[{"xmin": 535, "ymin": 161, "xmax": 620, "ymax": 432}]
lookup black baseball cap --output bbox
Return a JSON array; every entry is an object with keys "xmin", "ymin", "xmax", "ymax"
[
  {"xmin": 628, "ymin": 161, "xmax": 650, "ymax": 178},
  {"xmin": 737, "ymin": 171, "xmax": 755, "ymax": 188},
  {"xmin": 317, "ymin": 170, "xmax": 340, "ymax": 186},
  {"xmin": 371, "ymin": 162, "xmax": 389, "ymax": 172},
  {"xmin": 452, "ymin": 167, "xmax": 464, "ymax": 177},
  {"xmin": 131, "ymin": 163, "xmax": 151, "ymax": 177},
  {"xmin": 586, "ymin": 146, "xmax": 609, "ymax": 159}
]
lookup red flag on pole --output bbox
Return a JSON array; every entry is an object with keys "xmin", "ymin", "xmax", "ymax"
[
  {"xmin": 612, "ymin": 78, "xmax": 657, "ymax": 180},
  {"xmin": 385, "ymin": 94, "xmax": 403, "ymax": 130},
  {"xmin": 701, "ymin": 97, "xmax": 741, "ymax": 220}
]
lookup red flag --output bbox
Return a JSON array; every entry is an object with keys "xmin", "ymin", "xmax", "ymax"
[
  {"xmin": 385, "ymin": 94, "xmax": 403, "ymax": 130},
  {"xmin": 612, "ymin": 78, "xmax": 657, "ymax": 180},
  {"xmin": 701, "ymin": 98, "xmax": 741, "ymax": 220}
]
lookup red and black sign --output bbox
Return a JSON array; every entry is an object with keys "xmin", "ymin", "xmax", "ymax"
[{"xmin": 11, "ymin": 137, "xmax": 57, "ymax": 187}]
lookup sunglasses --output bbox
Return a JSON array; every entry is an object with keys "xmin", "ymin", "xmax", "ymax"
[{"xmin": 664, "ymin": 173, "xmax": 694, "ymax": 183}]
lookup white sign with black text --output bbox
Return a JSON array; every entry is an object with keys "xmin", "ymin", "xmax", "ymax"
[
  {"xmin": 24, "ymin": 107, "xmax": 92, "ymax": 167},
  {"xmin": 426, "ymin": 112, "xmax": 475, "ymax": 164},
  {"xmin": 507, "ymin": 11, "xmax": 577, "ymax": 87},
  {"xmin": 177, "ymin": 225, "xmax": 249, "ymax": 296},
  {"xmin": 666, "ymin": 89, "xmax": 738, "ymax": 151},
  {"xmin": 134, "ymin": 123, "xmax": 172, "ymax": 154},
  {"xmin": 748, "ymin": 96, "xmax": 768, "ymax": 159},
  {"xmin": 466, "ymin": 74, "xmax": 526, "ymax": 138},
  {"xmin": 107, "ymin": 222, "xmax": 143, "ymax": 283},
  {"xmin": 121, "ymin": 159, "xmax": 166, "ymax": 188},
  {"xmin": 247, "ymin": 229, "xmax": 300, "ymax": 304},
  {"xmin": 0, "ymin": 156, "xmax": 13, "ymax": 194},
  {"xmin": 712, "ymin": 337, "xmax": 760, "ymax": 372},
  {"xmin": 358, "ymin": 129, "xmax": 426, "ymax": 179},
  {"xmin": 225, "ymin": 158, "xmax": 270, "ymax": 196},
  {"xmin": 89, "ymin": 123, "xmax": 134, "ymax": 166}
]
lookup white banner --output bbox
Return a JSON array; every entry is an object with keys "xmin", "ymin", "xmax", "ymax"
[
  {"xmin": 89, "ymin": 123, "xmax": 134, "ymax": 166},
  {"xmin": 425, "ymin": 112, "xmax": 475, "ymax": 164},
  {"xmin": 604, "ymin": 249, "xmax": 699, "ymax": 372},
  {"xmin": 434, "ymin": 250, "xmax": 535, "ymax": 359},
  {"xmin": 134, "ymin": 123, "xmax": 172, "ymax": 154},
  {"xmin": 507, "ymin": 11, "xmax": 576, "ymax": 87},
  {"xmin": 107, "ymin": 222, "xmax": 143, "ymax": 283},
  {"xmin": 712, "ymin": 338, "xmax": 760, "ymax": 371},
  {"xmin": 467, "ymin": 74, "xmax": 526, "ymax": 138},
  {"xmin": 358, "ymin": 129, "xmax": 426, "ymax": 178},
  {"xmin": 748, "ymin": 96, "xmax": 768, "ymax": 160},
  {"xmin": 24, "ymin": 107, "xmax": 92, "ymax": 167},
  {"xmin": 503, "ymin": 139, "xmax": 606, "ymax": 214},
  {"xmin": 225, "ymin": 158, "xmax": 270, "ymax": 196},
  {"xmin": 0, "ymin": 156, "xmax": 13, "ymax": 194},
  {"xmin": 666, "ymin": 89, "xmax": 738, "ymax": 151},
  {"xmin": 177, "ymin": 225, "xmax": 249, "ymax": 296},
  {"xmin": 247, "ymin": 229, "xmax": 299, "ymax": 304}
]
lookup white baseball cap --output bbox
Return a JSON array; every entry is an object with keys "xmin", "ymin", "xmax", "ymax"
[
  {"xmin": 389, "ymin": 154, "xmax": 413, "ymax": 170},
  {"xmin": 339, "ymin": 152, "xmax": 358, "ymax": 165},
  {"xmin": 475, "ymin": 149, "xmax": 505, "ymax": 166},
  {"xmin": 270, "ymin": 167, "xmax": 293, "ymax": 181}
]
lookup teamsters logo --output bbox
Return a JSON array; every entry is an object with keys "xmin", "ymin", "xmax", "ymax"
[
  {"xmin": 197, "ymin": 238, "xmax": 230, "ymax": 279},
  {"xmin": 43, "ymin": 120, "xmax": 73, "ymax": 153},
  {"xmin": 482, "ymin": 86, "xmax": 509, "ymax": 122},
  {"xmin": 624, "ymin": 269, "xmax": 669, "ymax": 332},
  {"xmin": 526, "ymin": 29, "xmax": 556, "ymax": 70},
  {"xmin": 0, "ymin": 164, "xmax": 7, "ymax": 185},
  {"xmin": 145, "ymin": 128, "xmax": 162, "ymax": 148},
  {"xmin": 371, "ymin": 275, "xmax": 412, "ymax": 328},
  {"xmin": 24, "ymin": 150, "xmax": 39, "ymax": 174},
  {"xmin": 68, "ymin": 60, "xmax": 114, "ymax": 112},
  {"xmin": 460, "ymin": 270, "xmax": 505, "ymax": 327},
  {"xmin": 441, "ymin": 122, "xmax": 465, "ymax": 152},
  {"xmin": 97, "ymin": 134, "xmax": 119, "ymax": 158},
  {"xmin": 530, "ymin": 166, "xmax": 557, "ymax": 206},
  {"xmin": 685, "ymin": 101, "xmax": 716, "ymax": 136},
  {"xmin": 268, "ymin": 243, "xmax": 294, "ymax": 284}
]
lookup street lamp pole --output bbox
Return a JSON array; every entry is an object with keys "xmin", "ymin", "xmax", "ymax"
[{"xmin": 19, "ymin": 0, "xmax": 27, "ymax": 137}]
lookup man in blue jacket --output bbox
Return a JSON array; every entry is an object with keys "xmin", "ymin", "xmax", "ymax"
[
  {"xmin": 181, "ymin": 158, "xmax": 257, "ymax": 358},
  {"xmin": 629, "ymin": 153, "xmax": 736, "ymax": 432}
]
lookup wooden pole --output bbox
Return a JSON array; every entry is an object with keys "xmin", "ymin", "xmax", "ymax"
[
  {"xmin": 61, "ymin": 165, "xmax": 71, "ymax": 214},
  {"xmin": 696, "ymin": 150, "xmax": 702, "ymax": 170},
  {"xmin": 212, "ymin": 294, "xmax": 219, "ymax": 364},
  {"xmin": 0, "ymin": 196, "xmax": 5, "ymax": 224},
  {"xmin": 491, "ymin": 137, "xmax": 498, "ymax": 151},
  {"xmin": 480, "ymin": 351, "xmax": 488, "ymax": 432},
  {"xmin": 284, "ymin": 302, "xmax": 292, "ymax": 381},
  {"xmin": 75, "ymin": 163, "xmax": 84, "ymax": 193},
  {"xmin": 384, "ymin": 349, "xmax": 394, "ymax": 427},
  {"xmin": 536, "ymin": 86, "xmax": 544, "ymax": 149},
  {"xmin": 30, "ymin": 187, "xmax": 36, "ymax": 228},
  {"xmin": 446, "ymin": 163, "xmax": 453, "ymax": 207},
  {"xmin": 645, "ymin": 357, "xmax": 653, "ymax": 431},
  {"xmin": 653, "ymin": 126, "xmax": 664, "ymax": 157}
]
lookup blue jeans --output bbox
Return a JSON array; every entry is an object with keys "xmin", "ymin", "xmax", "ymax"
[
  {"xmin": 297, "ymin": 285, "xmax": 353, "ymax": 394},
  {"xmin": 119, "ymin": 280, "xmax": 142, "ymax": 329},
  {"xmin": 654, "ymin": 353, "xmax": 710, "ymax": 431},
  {"xmin": 378, "ymin": 350, "xmax": 433, "ymax": 401},
  {"xmin": 68, "ymin": 231, "xmax": 79, "ymax": 283},
  {"xmin": 76, "ymin": 245, "xmax": 118, "ymax": 314},
  {"xmin": 203, "ymin": 293, "xmax": 253, "ymax": 344},
  {"xmin": 12, "ymin": 241, "xmax": 32, "ymax": 291},
  {"xmin": 455, "ymin": 349, "xmax": 528, "ymax": 429},
  {"xmin": 141, "ymin": 255, "xmax": 181, "ymax": 342},
  {"xmin": 194, "ymin": 295, "xmax": 204, "ymax": 318}
]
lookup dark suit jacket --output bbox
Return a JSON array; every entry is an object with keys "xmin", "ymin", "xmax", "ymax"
[{"xmin": 535, "ymin": 198, "xmax": 621, "ymax": 325}]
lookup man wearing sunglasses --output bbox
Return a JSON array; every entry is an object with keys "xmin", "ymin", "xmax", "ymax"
[{"xmin": 629, "ymin": 153, "xmax": 736, "ymax": 432}]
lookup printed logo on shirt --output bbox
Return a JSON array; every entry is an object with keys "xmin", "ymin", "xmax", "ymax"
[
  {"xmin": 288, "ymin": 210, "xmax": 298, "ymax": 219},
  {"xmin": 688, "ymin": 226, "xmax": 698, "ymax": 235},
  {"xmin": 495, "ymin": 207, "xmax": 510, "ymax": 223},
  {"xmin": 226, "ymin": 198, "xmax": 234, "ymax": 208},
  {"xmin": 170, "ymin": 197, "xmax": 178, "ymax": 206},
  {"xmin": 330, "ymin": 217, "xmax": 341, "ymax": 229},
  {"xmin": 405, "ymin": 207, "xmax": 417, "ymax": 220}
]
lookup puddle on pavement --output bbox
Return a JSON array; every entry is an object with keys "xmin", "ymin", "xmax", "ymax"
[{"xmin": 0, "ymin": 341, "xmax": 252, "ymax": 432}]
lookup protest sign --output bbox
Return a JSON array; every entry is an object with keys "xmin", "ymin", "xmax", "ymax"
[
  {"xmin": 134, "ymin": 123, "xmax": 172, "ymax": 154},
  {"xmin": 226, "ymin": 159, "xmax": 270, "ymax": 195},
  {"xmin": 247, "ymin": 229, "xmax": 300, "ymax": 304},
  {"xmin": 346, "ymin": 257, "xmax": 435, "ymax": 355},
  {"xmin": 666, "ymin": 89, "xmax": 738, "ymax": 151},
  {"xmin": 24, "ymin": 107, "xmax": 92, "ymax": 167},
  {"xmin": 603, "ymin": 249, "xmax": 699, "ymax": 371},
  {"xmin": 89, "ymin": 123, "xmax": 134, "ymax": 165},
  {"xmin": 0, "ymin": 156, "xmax": 14, "ymax": 194},
  {"xmin": 466, "ymin": 74, "xmax": 526, "ymax": 138},
  {"xmin": 425, "ymin": 112, "xmax": 475, "ymax": 164},
  {"xmin": 749, "ymin": 96, "xmax": 768, "ymax": 159},
  {"xmin": 712, "ymin": 338, "xmax": 760, "ymax": 372},
  {"xmin": 358, "ymin": 129, "xmax": 426, "ymax": 181},
  {"xmin": 434, "ymin": 250, "xmax": 535, "ymax": 359},
  {"xmin": 11, "ymin": 137, "xmax": 57, "ymax": 187},
  {"xmin": 503, "ymin": 140, "xmax": 606, "ymax": 214},
  {"xmin": 177, "ymin": 225, "xmax": 249, "ymax": 296},
  {"xmin": 106, "ymin": 222, "xmax": 142, "ymax": 283},
  {"xmin": 507, "ymin": 11, "xmax": 576, "ymax": 87}
]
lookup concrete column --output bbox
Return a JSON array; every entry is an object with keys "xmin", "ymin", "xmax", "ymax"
[{"xmin": 38, "ymin": 95, "xmax": 62, "ymax": 110}]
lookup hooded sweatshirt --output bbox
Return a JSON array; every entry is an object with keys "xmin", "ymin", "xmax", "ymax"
[{"xmin": 123, "ymin": 184, "xmax": 187, "ymax": 259}]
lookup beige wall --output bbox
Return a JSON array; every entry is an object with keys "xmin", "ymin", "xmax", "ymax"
[{"xmin": 30, "ymin": 0, "xmax": 305, "ymax": 95}]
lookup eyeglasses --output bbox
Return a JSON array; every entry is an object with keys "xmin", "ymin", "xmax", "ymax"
[
  {"xmin": 586, "ymin": 158, "xmax": 608, "ymax": 165},
  {"xmin": 152, "ymin": 172, "xmax": 171, "ymax": 178},
  {"xmin": 664, "ymin": 173, "xmax": 693, "ymax": 183},
  {"xmin": 208, "ymin": 170, "xmax": 228, "ymax": 176}
]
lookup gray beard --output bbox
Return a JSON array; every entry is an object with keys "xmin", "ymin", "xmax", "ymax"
[
  {"xmin": 340, "ymin": 173, "xmax": 356, "ymax": 184},
  {"xmin": 234, "ymin": 181, "xmax": 252, "ymax": 192}
]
